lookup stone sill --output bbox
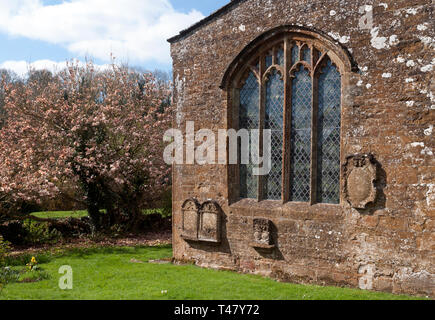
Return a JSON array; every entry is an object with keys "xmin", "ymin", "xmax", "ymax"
[
  {"xmin": 250, "ymin": 242, "xmax": 275, "ymax": 250},
  {"xmin": 181, "ymin": 235, "xmax": 221, "ymax": 245},
  {"xmin": 229, "ymin": 198, "xmax": 343, "ymax": 216},
  {"xmin": 231, "ymin": 198, "xmax": 342, "ymax": 208}
]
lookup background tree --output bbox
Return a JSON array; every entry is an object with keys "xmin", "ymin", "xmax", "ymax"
[
  {"xmin": 0, "ymin": 62, "xmax": 172, "ymax": 231},
  {"xmin": 0, "ymin": 69, "xmax": 21, "ymax": 129}
]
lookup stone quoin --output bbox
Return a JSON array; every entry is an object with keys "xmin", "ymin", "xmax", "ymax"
[{"xmin": 168, "ymin": 0, "xmax": 434, "ymax": 297}]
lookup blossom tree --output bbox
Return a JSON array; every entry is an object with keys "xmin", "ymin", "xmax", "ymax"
[
  {"xmin": 0, "ymin": 69, "xmax": 21, "ymax": 129},
  {"xmin": 0, "ymin": 62, "xmax": 172, "ymax": 230}
]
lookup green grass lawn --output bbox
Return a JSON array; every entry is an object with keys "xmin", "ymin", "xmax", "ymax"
[
  {"xmin": 0, "ymin": 245, "xmax": 424, "ymax": 300},
  {"xmin": 31, "ymin": 209, "xmax": 166, "ymax": 219},
  {"xmin": 31, "ymin": 210, "xmax": 90, "ymax": 219}
]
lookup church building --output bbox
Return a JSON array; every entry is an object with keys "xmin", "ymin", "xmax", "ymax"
[{"xmin": 168, "ymin": 0, "xmax": 434, "ymax": 296}]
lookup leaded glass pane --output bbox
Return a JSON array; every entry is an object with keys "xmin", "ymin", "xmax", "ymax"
[
  {"xmin": 317, "ymin": 59, "xmax": 341, "ymax": 204},
  {"xmin": 239, "ymin": 71, "xmax": 259, "ymax": 199},
  {"xmin": 302, "ymin": 47, "xmax": 311, "ymax": 65},
  {"xmin": 290, "ymin": 67, "xmax": 312, "ymax": 202},
  {"xmin": 315, "ymin": 49, "xmax": 323, "ymax": 65},
  {"xmin": 291, "ymin": 45, "xmax": 299, "ymax": 65},
  {"xmin": 277, "ymin": 48, "xmax": 284, "ymax": 66},
  {"xmin": 266, "ymin": 54, "xmax": 273, "ymax": 68},
  {"xmin": 255, "ymin": 61, "xmax": 259, "ymax": 70},
  {"xmin": 264, "ymin": 70, "xmax": 284, "ymax": 200}
]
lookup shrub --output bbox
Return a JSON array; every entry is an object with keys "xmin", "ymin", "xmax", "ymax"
[
  {"xmin": 0, "ymin": 221, "xmax": 28, "ymax": 245},
  {"xmin": 157, "ymin": 188, "xmax": 172, "ymax": 218},
  {"xmin": 22, "ymin": 220, "xmax": 62, "ymax": 245},
  {"xmin": 140, "ymin": 213, "xmax": 171, "ymax": 232},
  {"xmin": 0, "ymin": 216, "xmax": 96, "ymax": 245},
  {"xmin": 49, "ymin": 217, "xmax": 92, "ymax": 237},
  {"xmin": 0, "ymin": 220, "xmax": 62, "ymax": 246},
  {"xmin": 0, "ymin": 267, "xmax": 20, "ymax": 290},
  {"xmin": 0, "ymin": 235, "xmax": 10, "ymax": 267},
  {"xmin": 0, "ymin": 235, "xmax": 18, "ymax": 291}
]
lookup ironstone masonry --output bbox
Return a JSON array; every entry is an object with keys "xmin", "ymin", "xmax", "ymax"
[{"xmin": 168, "ymin": 0, "xmax": 434, "ymax": 296}]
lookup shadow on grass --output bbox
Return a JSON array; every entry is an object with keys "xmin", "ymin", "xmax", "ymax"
[
  {"xmin": 5, "ymin": 244, "xmax": 172, "ymax": 267},
  {"xmin": 60, "ymin": 244, "xmax": 172, "ymax": 259}
]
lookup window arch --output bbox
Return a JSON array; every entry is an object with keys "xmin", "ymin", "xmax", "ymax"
[{"xmin": 228, "ymin": 29, "xmax": 349, "ymax": 205}]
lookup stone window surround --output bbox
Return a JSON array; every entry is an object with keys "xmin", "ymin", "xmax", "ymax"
[{"xmin": 224, "ymin": 27, "xmax": 353, "ymax": 208}]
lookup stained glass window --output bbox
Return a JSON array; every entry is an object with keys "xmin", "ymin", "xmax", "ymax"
[
  {"xmin": 239, "ymin": 71, "xmax": 259, "ymax": 199},
  {"xmin": 317, "ymin": 59, "xmax": 341, "ymax": 204},
  {"xmin": 236, "ymin": 38, "xmax": 342, "ymax": 205},
  {"xmin": 265, "ymin": 70, "xmax": 284, "ymax": 200},
  {"xmin": 290, "ymin": 67, "xmax": 312, "ymax": 202}
]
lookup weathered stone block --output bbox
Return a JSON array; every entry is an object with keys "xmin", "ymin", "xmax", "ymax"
[
  {"xmin": 181, "ymin": 199, "xmax": 222, "ymax": 244},
  {"xmin": 343, "ymin": 154, "xmax": 378, "ymax": 209},
  {"xmin": 199, "ymin": 201, "xmax": 222, "ymax": 243},
  {"xmin": 181, "ymin": 198, "xmax": 200, "ymax": 240}
]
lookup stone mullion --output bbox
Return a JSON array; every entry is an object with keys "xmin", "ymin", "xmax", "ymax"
[
  {"xmin": 282, "ymin": 38, "xmax": 291, "ymax": 203},
  {"xmin": 310, "ymin": 45, "xmax": 319, "ymax": 205},
  {"xmin": 257, "ymin": 55, "xmax": 266, "ymax": 202},
  {"xmin": 272, "ymin": 47, "xmax": 277, "ymax": 66},
  {"xmin": 231, "ymin": 87, "xmax": 240, "ymax": 204}
]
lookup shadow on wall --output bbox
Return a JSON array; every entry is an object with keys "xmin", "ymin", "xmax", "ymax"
[
  {"xmin": 181, "ymin": 199, "xmax": 232, "ymax": 255},
  {"xmin": 356, "ymin": 158, "xmax": 387, "ymax": 215},
  {"xmin": 186, "ymin": 210, "xmax": 232, "ymax": 255},
  {"xmin": 252, "ymin": 220, "xmax": 284, "ymax": 260}
]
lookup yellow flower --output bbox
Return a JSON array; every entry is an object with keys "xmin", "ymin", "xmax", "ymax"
[{"xmin": 31, "ymin": 257, "xmax": 37, "ymax": 264}]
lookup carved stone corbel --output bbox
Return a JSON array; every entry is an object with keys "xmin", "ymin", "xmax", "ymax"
[{"xmin": 343, "ymin": 154, "xmax": 377, "ymax": 209}]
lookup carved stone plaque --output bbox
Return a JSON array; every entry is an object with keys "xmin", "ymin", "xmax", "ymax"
[
  {"xmin": 181, "ymin": 199, "xmax": 222, "ymax": 244},
  {"xmin": 343, "ymin": 154, "xmax": 377, "ymax": 209},
  {"xmin": 253, "ymin": 218, "xmax": 272, "ymax": 245},
  {"xmin": 181, "ymin": 198, "xmax": 200, "ymax": 240},
  {"xmin": 199, "ymin": 201, "xmax": 221, "ymax": 243}
]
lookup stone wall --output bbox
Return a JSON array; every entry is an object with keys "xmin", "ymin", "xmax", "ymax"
[{"xmin": 169, "ymin": 0, "xmax": 434, "ymax": 297}]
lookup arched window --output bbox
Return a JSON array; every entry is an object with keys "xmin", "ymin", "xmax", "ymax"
[{"xmin": 233, "ymin": 32, "xmax": 344, "ymax": 204}]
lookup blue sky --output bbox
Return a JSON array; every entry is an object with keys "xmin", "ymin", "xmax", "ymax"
[
  {"xmin": 172, "ymin": 1, "xmax": 229, "ymax": 17},
  {"xmin": 0, "ymin": 0, "xmax": 229, "ymax": 76}
]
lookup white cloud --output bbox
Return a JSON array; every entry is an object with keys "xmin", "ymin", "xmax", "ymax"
[
  {"xmin": 0, "ymin": 59, "xmax": 110, "ymax": 77},
  {"xmin": 0, "ymin": 0, "xmax": 204, "ymax": 64}
]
